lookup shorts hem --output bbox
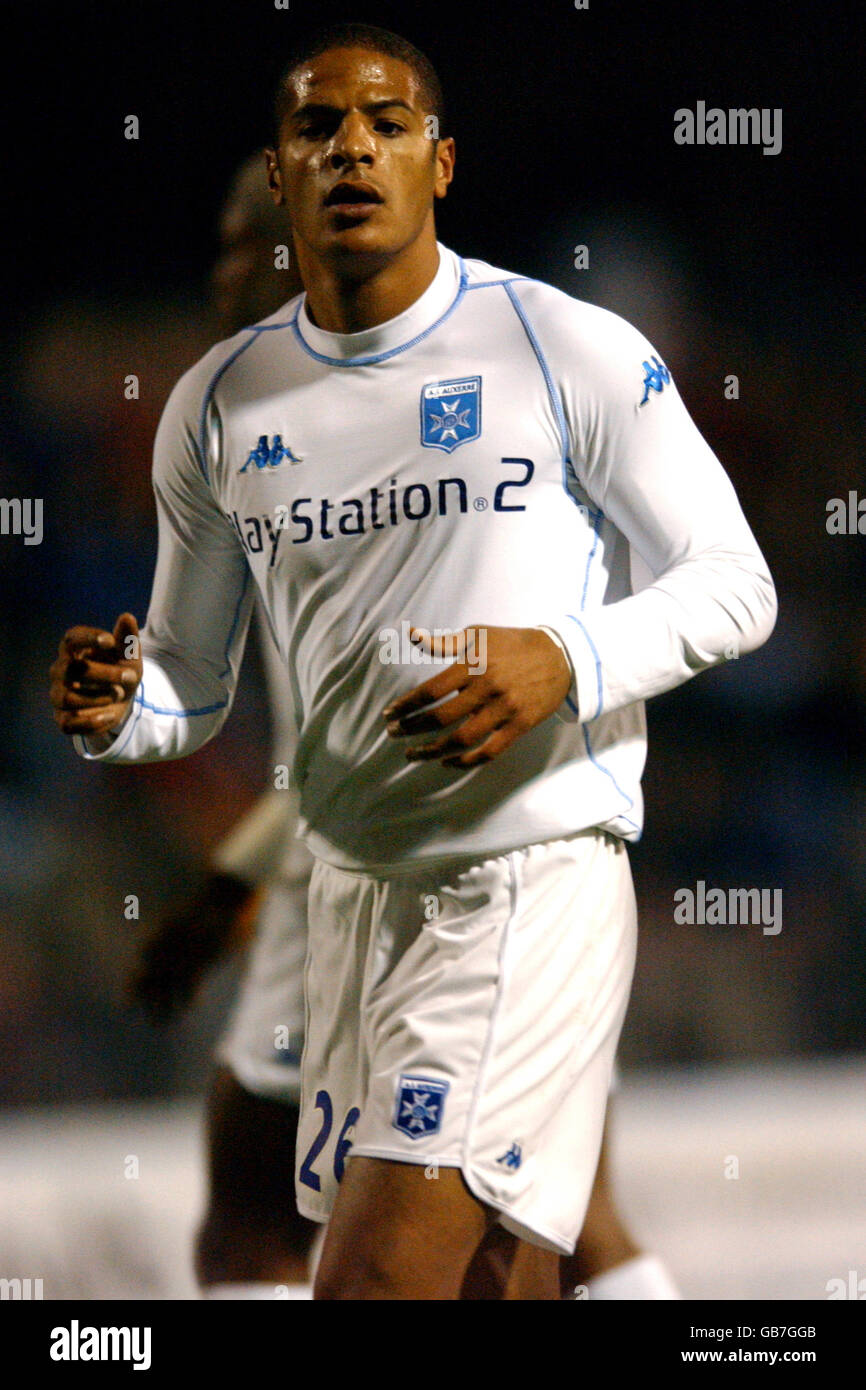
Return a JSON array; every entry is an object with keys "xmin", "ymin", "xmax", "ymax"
[
  {"xmin": 327, "ymin": 1145, "xmax": 575, "ymax": 1255},
  {"xmin": 457, "ymin": 1163, "xmax": 575, "ymax": 1254},
  {"xmin": 494, "ymin": 1207, "xmax": 572, "ymax": 1256},
  {"xmin": 295, "ymin": 1200, "xmax": 330, "ymax": 1225},
  {"xmin": 348, "ymin": 1144, "xmax": 460, "ymax": 1167}
]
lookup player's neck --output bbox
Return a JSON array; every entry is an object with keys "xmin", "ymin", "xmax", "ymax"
[{"xmin": 300, "ymin": 223, "xmax": 440, "ymax": 335}]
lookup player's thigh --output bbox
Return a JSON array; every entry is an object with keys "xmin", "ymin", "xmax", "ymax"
[
  {"xmin": 461, "ymin": 1224, "xmax": 561, "ymax": 1300},
  {"xmin": 314, "ymin": 1155, "xmax": 491, "ymax": 1300}
]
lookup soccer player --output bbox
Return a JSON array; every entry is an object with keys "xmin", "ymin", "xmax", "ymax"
[
  {"xmin": 50, "ymin": 25, "xmax": 776, "ymax": 1299},
  {"xmin": 133, "ymin": 150, "xmax": 681, "ymax": 1302}
]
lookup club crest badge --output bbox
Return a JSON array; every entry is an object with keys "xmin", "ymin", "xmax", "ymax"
[
  {"xmin": 393, "ymin": 1075, "xmax": 449, "ymax": 1140},
  {"xmin": 420, "ymin": 376, "xmax": 481, "ymax": 453}
]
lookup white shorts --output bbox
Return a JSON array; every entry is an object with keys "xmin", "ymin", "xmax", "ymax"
[
  {"xmin": 216, "ymin": 879, "xmax": 309, "ymax": 1102},
  {"xmin": 295, "ymin": 829, "xmax": 637, "ymax": 1254}
]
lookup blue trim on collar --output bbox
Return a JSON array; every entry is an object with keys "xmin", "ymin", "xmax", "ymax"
[{"xmin": 291, "ymin": 259, "xmax": 469, "ymax": 368}]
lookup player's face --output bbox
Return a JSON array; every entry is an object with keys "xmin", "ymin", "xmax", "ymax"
[{"xmin": 267, "ymin": 47, "xmax": 453, "ymax": 272}]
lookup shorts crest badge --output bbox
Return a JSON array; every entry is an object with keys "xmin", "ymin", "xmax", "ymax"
[
  {"xmin": 393, "ymin": 1075, "xmax": 449, "ymax": 1140},
  {"xmin": 420, "ymin": 376, "xmax": 481, "ymax": 453}
]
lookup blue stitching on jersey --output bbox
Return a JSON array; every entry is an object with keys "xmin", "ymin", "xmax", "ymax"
[
  {"xmin": 289, "ymin": 259, "xmax": 469, "ymax": 367},
  {"xmin": 500, "ymin": 278, "xmax": 605, "ymax": 518},
  {"xmin": 135, "ymin": 694, "xmax": 228, "ymax": 717},
  {"xmin": 124, "ymin": 571, "xmax": 250, "ymax": 723},
  {"xmin": 581, "ymin": 506, "xmax": 603, "ymax": 610},
  {"xmin": 218, "ymin": 568, "xmax": 250, "ymax": 679},
  {"xmin": 501, "ymin": 281, "xmax": 569, "ymax": 464},
  {"xmin": 582, "ymin": 726, "xmax": 639, "ymax": 831},
  {"xmin": 502, "ymin": 279, "xmax": 638, "ymax": 832},
  {"xmin": 465, "ymin": 277, "xmax": 529, "ymax": 290},
  {"xmin": 93, "ymin": 692, "xmax": 143, "ymax": 759},
  {"xmin": 565, "ymin": 614, "xmax": 603, "ymax": 720},
  {"xmin": 155, "ymin": 567, "xmax": 248, "ymax": 713},
  {"xmin": 195, "ymin": 294, "xmax": 315, "ymax": 482},
  {"xmin": 198, "ymin": 331, "xmax": 266, "ymax": 484}
]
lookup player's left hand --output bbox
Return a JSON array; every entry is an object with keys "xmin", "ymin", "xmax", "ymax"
[{"xmin": 382, "ymin": 625, "xmax": 572, "ymax": 768}]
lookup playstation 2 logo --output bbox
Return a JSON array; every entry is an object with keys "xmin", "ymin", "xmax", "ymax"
[
  {"xmin": 241, "ymin": 434, "xmax": 304, "ymax": 471},
  {"xmin": 420, "ymin": 376, "xmax": 481, "ymax": 453}
]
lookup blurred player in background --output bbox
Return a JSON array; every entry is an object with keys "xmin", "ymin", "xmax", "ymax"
[
  {"xmin": 127, "ymin": 156, "xmax": 319, "ymax": 1299},
  {"xmin": 127, "ymin": 151, "xmax": 679, "ymax": 1301}
]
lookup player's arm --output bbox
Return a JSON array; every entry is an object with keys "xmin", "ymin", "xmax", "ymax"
[
  {"xmin": 384, "ymin": 302, "xmax": 776, "ymax": 765},
  {"xmin": 50, "ymin": 358, "xmax": 256, "ymax": 764},
  {"xmin": 546, "ymin": 306, "xmax": 778, "ymax": 724}
]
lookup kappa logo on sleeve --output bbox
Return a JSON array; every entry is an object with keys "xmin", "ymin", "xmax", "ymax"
[
  {"xmin": 638, "ymin": 356, "xmax": 670, "ymax": 407},
  {"xmin": 420, "ymin": 376, "xmax": 481, "ymax": 453},
  {"xmin": 393, "ymin": 1075, "xmax": 449, "ymax": 1139}
]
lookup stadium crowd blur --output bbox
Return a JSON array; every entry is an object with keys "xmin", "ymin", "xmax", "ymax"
[{"xmin": 1, "ymin": 3, "xmax": 861, "ymax": 1105}]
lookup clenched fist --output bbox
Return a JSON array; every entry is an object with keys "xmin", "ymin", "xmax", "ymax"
[{"xmin": 50, "ymin": 612, "xmax": 142, "ymax": 738}]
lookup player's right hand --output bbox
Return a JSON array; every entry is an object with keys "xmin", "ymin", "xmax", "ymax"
[
  {"xmin": 126, "ymin": 872, "xmax": 257, "ymax": 1022},
  {"xmin": 49, "ymin": 612, "xmax": 143, "ymax": 737}
]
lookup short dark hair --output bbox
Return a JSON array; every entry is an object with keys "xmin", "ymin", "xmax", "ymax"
[{"xmin": 272, "ymin": 23, "xmax": 447, "ymax": 144}]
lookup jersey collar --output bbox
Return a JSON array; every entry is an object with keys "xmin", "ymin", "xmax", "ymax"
[{"xmin": 294, "ymin": 243, "xmax": 462, "ymax": 365}]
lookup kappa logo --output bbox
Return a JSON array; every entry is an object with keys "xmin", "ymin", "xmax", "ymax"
[
  {"xmin": 420, "ymin": 376, "xmax": 481, "ymax": 453},
  {"xmin": 639, "ymin": 356, "xmax": 670, "ymax": 407},
  {"xmin": 496, "ymin": 1142, "xmax": 523, "ymax": 1170},
  {"xmin": 393, "ymin": 1075, "xmax": 449, "ymax": 1140},
  {"xmin": 240, "ymin": 433, "xmax": 304, "ymax": 471}
]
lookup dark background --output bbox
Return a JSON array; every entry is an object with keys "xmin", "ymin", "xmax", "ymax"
[{"xmin": 1, "ymin": 0, "xmax": 863, "ymax": 1102}]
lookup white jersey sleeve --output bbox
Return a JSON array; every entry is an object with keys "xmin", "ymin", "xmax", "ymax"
[
  {"xmin": 73, "ymin": 349, "xmax": 256, "ymax": 764},
  {"xmin": 516, "ymin": 289, "xmax": 777, "ymax": 723}
]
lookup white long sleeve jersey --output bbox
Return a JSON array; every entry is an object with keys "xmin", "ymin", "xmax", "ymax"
[{"xmin": 76, "ymin": 244, "xmax": 777, "ymax": 871}]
